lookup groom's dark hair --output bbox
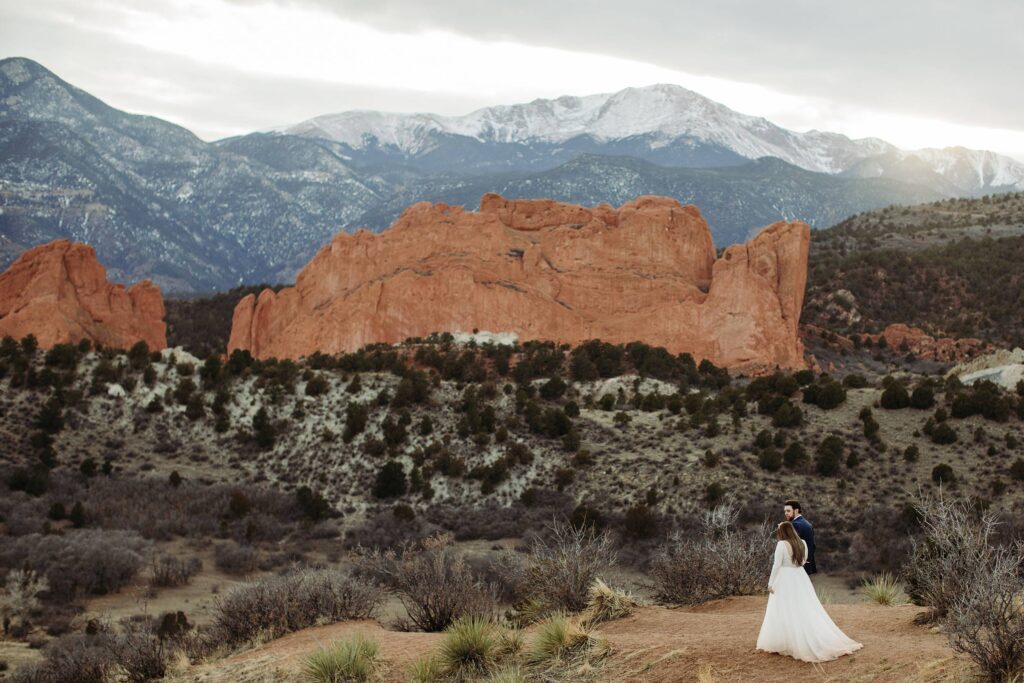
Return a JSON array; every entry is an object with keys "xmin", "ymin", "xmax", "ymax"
[{"xmin": 784, "ymin": 499, "xmax": 802, "ymax": 513}]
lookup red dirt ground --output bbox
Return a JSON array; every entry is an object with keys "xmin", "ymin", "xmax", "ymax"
[{"xmin": 178, "ymin": 596, "xmax": 967, "ymax": 682}]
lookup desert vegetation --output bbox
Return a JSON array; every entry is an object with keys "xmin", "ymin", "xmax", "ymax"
[{"xmin": 1, "ymin": 328, "xmax": 1023, "ymax": 679}]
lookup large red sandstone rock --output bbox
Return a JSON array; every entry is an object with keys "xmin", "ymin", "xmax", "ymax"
[
  {"xmin": 229, "ymin": 194, "xmax": 810, "ymax": 371},
  {"xmin": 0, "ymin": 240, "xmax": 166, "ymax": 350}
]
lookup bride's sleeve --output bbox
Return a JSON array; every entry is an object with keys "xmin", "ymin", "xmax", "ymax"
[
  {"xmin": 768, "ymin": 541, "xmax": 784, "ymax": 589},
  {"xmin": 801, "ymin": 539, "xmax": 808, "ymax": 564}
]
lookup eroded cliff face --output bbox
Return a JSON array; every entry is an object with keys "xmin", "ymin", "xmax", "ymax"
[
  {"xmin": 229, "ymin": 194, "xmax": 809, "ymax": 371},
  {"xmin": 0, "ymin": 240, "xmax": 166, "ymax": 350}
]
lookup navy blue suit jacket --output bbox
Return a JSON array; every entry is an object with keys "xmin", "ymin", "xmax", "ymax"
[{"xmin": 791, "ymin": 515, "xmax": 817, "ymax": 574}]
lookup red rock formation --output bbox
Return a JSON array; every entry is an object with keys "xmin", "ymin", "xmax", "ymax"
[
  {"xmin": 868, "ymin": 323, "xmax": 988, "ymax": 363},
  {"xmin": 229, "ymin": 194, "xmax": 810, "ymax": 371},
  {"xmin": 0, "ymin": 240, "xmax": 166, "ymax": 350}
]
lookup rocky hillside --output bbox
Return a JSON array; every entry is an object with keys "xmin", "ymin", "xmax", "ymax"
[
  {"xmin": 804, "ymin": 192, "xmax": 1024, "ymax": 348},
  {"xmin": 3, "ymin": 333, "xmax": 1022, "ymax": 578}
]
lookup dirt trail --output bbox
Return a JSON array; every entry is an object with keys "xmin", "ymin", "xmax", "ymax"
[{"xmin": 177, "ymin": 597, "xmax": 965, "ymax": 682}]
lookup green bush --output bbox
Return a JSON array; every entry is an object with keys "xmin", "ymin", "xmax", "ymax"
[
  {"xmin": 1009, "ymin": 459, "xmax": 1024, "ymax": 481},
  {"xmin": 758, "ymin": 448, "xmax": 782, "ymax": 472},
  {"xmin": 35, "ymin": 398, "xmax": 64, "ymax": 434},
  {"xmin": 843, "ymin": 374, "xmax": 868, "ymax": 388},
  {"xmin": 539, "ymin": 376, "xmax": 567, "ymax": 401},
  {"xmin": 910, "ymin": 385, "xmax": 935, "ymax": 409},
  {"xmin": 343, "ymin": 403, "xmax": 369, "ymax": 442},
  {"xmin": 816, "ymin": 435, "xmax": 844, "ymax": 476},
  {"xmin": 860, "ymin": 573, "xmax": 905, "ymax": 606},
  {"xmin": 252, "ymin": 407, "xmax": 275, "ymax": 449},
  {"xmin": 185, "ymin": 395, "xmax": 205, "ymax": 420},
  {"xmin": 704, "ymin": 482, "xmax": 725, "ymax": 506},
  {"xmin": 931, "ymin": 463, "xmax": 955, "ymax": 484},
  {"xmin": 296, "ymin": 486, "xmax": 332, "ymax": 521},
  {"xmin": 374, "ymin": 461, "xmax": 407, "ymax": 498},
  {"xmin": 304, "ymin": 374, "xmax": 329, "ymax": 396},
  {"xmin": 793, "ymin": 370, "xmax": 815, "ymax": 386},
  {"xmin": 783, "ymin": 442, "xmax": 808, "ymax": 469},
  {"xmin": 803, "ymin": 381, "xmax": 846, "ymax": 409},
  {"xmin": 880, "ymin": 383, "xmax": 910, "ymax": 409},
  {"xmin": 950, "ymin": 384, "xmax": 1011, "ymax": 422},
  {"xmin": 931, "ymin": 423, "xmax": 958, "ymax": 445},
  {"xmin": 771, "ymin": 400, "xmax": 803, "ymax": 428},
  {"xmin": 863, "ymin": 416, "xmax": 880, "ymax": 439}
]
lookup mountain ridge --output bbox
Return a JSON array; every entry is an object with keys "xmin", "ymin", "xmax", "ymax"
[{"xmin": 281, "ymin": 82, "xmax": 1024, "ymax": 195}]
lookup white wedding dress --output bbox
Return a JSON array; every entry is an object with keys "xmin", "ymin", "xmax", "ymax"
[{"xmin": 756, "ymin": 540, "xmax": 863, "ymax": 663}]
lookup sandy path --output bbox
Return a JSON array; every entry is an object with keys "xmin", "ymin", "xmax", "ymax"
[
  {"xmin": 177, "ymin": 597, "xmax": 965, "ymax": 682},
  {"xmin": 597, "ymin": 597, "xmax": 961, "ymax": 682}
]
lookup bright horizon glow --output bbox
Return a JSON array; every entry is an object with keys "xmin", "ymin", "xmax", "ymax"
[{"xmin": 7, "ymin": 0, "xmax": 1024, "ymax": 161}]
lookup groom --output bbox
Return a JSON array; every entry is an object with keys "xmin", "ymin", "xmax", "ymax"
[{"xmin": 784, "ymin": 500, "xmax": 817, "ymax": 575}]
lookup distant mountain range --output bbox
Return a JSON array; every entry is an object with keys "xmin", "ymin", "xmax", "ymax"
[
  {"xmin": 1, "ymin": 56, "xmax": 1021, "ymax": 293},
  {"xmin": 283, "ymin": 84, "xmax": 1024, "ymax": 195}
]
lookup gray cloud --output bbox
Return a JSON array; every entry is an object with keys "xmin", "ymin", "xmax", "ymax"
[
  {"xmin": 2, "ymin": 0, "xmax": 1022, "ymax": 146},
  {"xmin": 0, "ymin": 2, "xmax": 499, "ymax": 140},
  {"xmin": 272, "ymin": 0, "xmax": 1024, "ymax": 131}
]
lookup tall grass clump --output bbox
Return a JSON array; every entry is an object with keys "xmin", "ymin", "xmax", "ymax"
[
  {"xmin": 527, "ymin": 613, "xmax": 598, "ymax": 665},
  {"xmin": 437, "ymin": 615, "xmax": 498, "ymax": 677},
  {"xmin": 483, "ymin": 665, "xmax": 527, "ymax": 683},
  {"xmin": 580, "ymin": 578, "xmax": 640, "ymax": 627},
  {"xmin": 301, "ymin": 634, "xmax": 380, "ymax": 683},
  {"xmin": 860, "ymin": 572, "xmax": 905, "ymax": 606},
  {"xmin": 406, "ymin": 655, "xmax": 444, "ymax": 683}
]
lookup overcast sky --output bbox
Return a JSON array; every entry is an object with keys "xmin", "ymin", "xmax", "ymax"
[{"xmin": 3, "ymin": 0, "xmax": 1023, "ymax": 160}]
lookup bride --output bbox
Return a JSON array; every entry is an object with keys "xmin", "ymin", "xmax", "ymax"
[{"xmin": 756, "ymin": 521, "xmax": 863, "ymax": 663}]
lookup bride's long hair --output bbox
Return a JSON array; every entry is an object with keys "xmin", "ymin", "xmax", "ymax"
[{"xmin": 777, "ymin": 521, "xmax": 806, "ymax": 565}]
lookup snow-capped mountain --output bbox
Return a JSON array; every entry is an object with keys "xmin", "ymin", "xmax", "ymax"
[
  {"xmin": 284, "ymin": 84, "xmax": 1024, "ymax": 196},
  {"xmin": 285, "ymin": 85, "xmax": 896, "ymax": 173}
]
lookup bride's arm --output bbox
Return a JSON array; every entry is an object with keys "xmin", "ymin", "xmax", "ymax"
[{"xmin": 768, "ymin": 541, "xmax": 784, "ymax": 591}]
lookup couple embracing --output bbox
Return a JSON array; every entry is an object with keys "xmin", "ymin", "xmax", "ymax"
[{"xmin": 756, "ymin": 500, "xmax": 863, "ymax": 663}]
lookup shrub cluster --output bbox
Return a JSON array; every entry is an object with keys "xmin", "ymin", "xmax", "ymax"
[
  {"xmin": 646, "ymin": 504, "xmax": 771, "ymax": 605},
  {"xmin": 207, "ymin": 569, "xmax": 383, "ymax": 649},
  {"xmin": 353, "ymin": 533, "xmax": 496, "ymax": 632}
]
